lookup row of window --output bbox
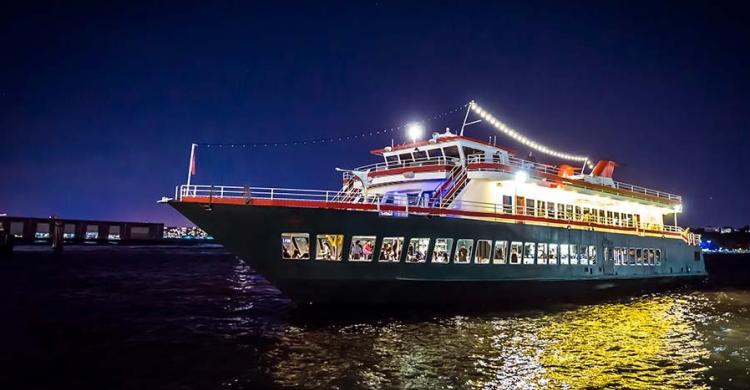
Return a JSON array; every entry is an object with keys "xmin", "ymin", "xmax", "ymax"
[
  {"xmin": 506, "ymin": 197, "xmax": 640, "ymax": 228},
  {"xmin": 609, "ymin": 247, "xmax": 662, "ymax": 266},
  {"xmin": 281, "ymin": 233, "xmax": 665, "ymax": 266}
]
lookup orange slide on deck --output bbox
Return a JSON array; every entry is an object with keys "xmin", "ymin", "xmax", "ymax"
[{"xmin": 590, "ymin": 160, "xmax": 618, "ymax": 178}]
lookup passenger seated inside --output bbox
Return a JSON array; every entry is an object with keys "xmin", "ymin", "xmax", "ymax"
[
  {"xmin": 281, "ymin": 233, "xmax": 309, "ymax": 259},
  {"xmin": 494, "ymin": 247, "xmax": 504, "ymax": 261},
  {"xmin": 379, "ymin": 237, "xmax": 403, "ymax": 262},
  {"xmin": 321, "ymin": 240, "xmax": 333, "ymax": 259},
  {"xmin": 406, "ymin": 238, "xmax": 429, "ymax": 263},
  {"xmin": 432, "ymin": 238, "xmax": 452, "ymax": 263},
  {"xmin": 363, "ymin": 240, "xmax": 374, "ymax": 260},
  {"xmin": 349, "ymin": 236, "xmax": 375, "ymax": 261},
  {"xmin": 351, "ymin": 240, "xmax": 363, "ymax": 260},
  {"xmin": 315, "ymin": 234, "xmax": 343, "ymax": 260},
  {"xmin": 457, "ymin": 245, "xmax": 468, "ymax": 263}
]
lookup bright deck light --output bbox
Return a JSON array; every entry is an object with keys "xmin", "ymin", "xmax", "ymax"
[
  {"xmin": 407, "ymin": 123, "xmax": 424, "ymax": 143},
  {"xmin": 515, "ymin": 170, "xmax": 528, "ymax": 183}
]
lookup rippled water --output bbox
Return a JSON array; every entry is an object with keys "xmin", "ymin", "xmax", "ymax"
[{"xmin": 1, "ymin": 246, "xmax": 749, "ymax": 389}]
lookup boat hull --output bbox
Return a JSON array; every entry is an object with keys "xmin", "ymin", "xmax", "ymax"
[{"xmin": 171, "ymin": 201, "xmax": 707, "ymax": 305}]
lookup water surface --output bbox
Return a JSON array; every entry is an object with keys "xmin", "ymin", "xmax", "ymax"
[{"xmin": 1, "ymin": 246, "xmax": 748, "ymax": 389}]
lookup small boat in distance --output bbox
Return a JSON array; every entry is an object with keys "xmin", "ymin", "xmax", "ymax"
[{"xmin": 165, "ymin": 102, "xmax": 705, "ymax": 305}]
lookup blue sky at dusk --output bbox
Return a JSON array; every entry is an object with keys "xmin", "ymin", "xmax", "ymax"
[{"xmin": 2, "ymin": 1, "xmax": 749, "ymax": 226}]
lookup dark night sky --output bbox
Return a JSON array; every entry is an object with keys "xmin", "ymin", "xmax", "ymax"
[{"xmin": 2, "ymin": 1, "xmax": 749, "ymax": 226}]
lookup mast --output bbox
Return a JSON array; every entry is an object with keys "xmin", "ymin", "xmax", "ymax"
[{"xmin": 459, "ymin": 101, "xmax": 473, "ymax": 136}]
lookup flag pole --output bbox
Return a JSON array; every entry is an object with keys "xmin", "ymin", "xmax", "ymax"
[{"xmin": 186, "ymin": 143, "xmax": 196, "ymax": 186}]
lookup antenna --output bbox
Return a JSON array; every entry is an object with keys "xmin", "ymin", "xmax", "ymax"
[{"xmin": 460, "ymin": 101, "xmax": 473, "ymax": 136}]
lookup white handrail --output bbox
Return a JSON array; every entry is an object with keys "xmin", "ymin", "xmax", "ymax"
[
  {"xmin": 466, "ymin": 153, "xmax": 682, "ymax": 202},
  {"xmin": 178, "ymin": 183, "xmax": 684, "ymax": 233},
  {"xmin": 352, "ymin": 156, "xmax": 460, "ymax": 173}
]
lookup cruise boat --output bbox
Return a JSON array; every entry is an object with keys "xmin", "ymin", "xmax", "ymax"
[{"xmin": 165, "ymin": 102, "xmax": 705, "ymax": 305}]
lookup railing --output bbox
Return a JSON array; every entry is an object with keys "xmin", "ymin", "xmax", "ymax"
[
  {"xmin": 176, "ymin": 184, "xmax": 684, "ymax": 234},
  {"xmin": 466, "ymin": 154, "xmax": 682, "ymax": 202},
  {"xmin": 177, "ymin": 185, "xmax": 383, "ymax": 204},
  {"xmin": 353, "ymin": 156, "xmax": 459, "ymax": 173}
]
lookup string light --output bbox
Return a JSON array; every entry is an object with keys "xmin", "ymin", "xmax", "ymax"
[
  {"xmin": 470, "ymin": 101, "xmax": 594, "ymax": 169},
  {"xmin": 197, "ymin": 103, "xmax": 469, "ymax": 149}
]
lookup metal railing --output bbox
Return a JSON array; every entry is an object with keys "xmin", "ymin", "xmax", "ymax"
[
  {"xmin": 177, "ymin": 185, "xmax": 383, "ymax": 204},
  {"xmin": 176, "ymin": 184, "xmax": 684, "ymax": 234},
  {"xmin": 353, "ymin": 156, "xmax": 459, "ymax": 173},
  {"xmin": 466, "ymin": 154, "xmax": 682, "ymax": 202}
]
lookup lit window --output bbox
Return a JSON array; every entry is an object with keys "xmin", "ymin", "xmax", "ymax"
[
  {"xmin": 379, "ymin": 237, "xmax": 404, "ymax": 262},
  {"xmin": 454, "ymin": 239, "xmax": 473, "ymax": 264},
  {"xmin": 35, "ymin": 223, "xmax": 50, "ymax": 240},
  {"xmin": 108, "ymin": 226, "xmax": 121, "ymax": 240},
  {"xmin": 350, "ymin": 236, "xmax": 376, "ymax": 261},
  {"xmin": 536, "ymin": 243, "xmax": 548, "ymax": 264},
  {"xmin": 10, "ymin": 221, "xmax": 24, "ymax": 238},
  {"xmin": 407, "ymin": 238, "xmax": 430, "ymax": 263},
  {"xmin": 563, "ymin": 205, "xmax": 572, "ymax": 219},
  {"xmin": 281, "ymin": 233, "xmax": 310, "ymax": 260},
  {"xmin": 548, "ymin": 243, "xmax": 558, "ymax": 264},
  {"xmin": 560, "ymin": 244, "xmax": 569, "ymax": 265},
  {"xmin": 502, "ymin": 194, "xmax": 516, "ymax": 213},
  {"xmin": 536, "ymin": 201, "xmax": 546, "ymax": 217},
  {"xmin": 475, "ymin": 240, "xmax": 492, "ymax": 264},
  {"xmin": 655, "ymin": 249, "xmax": 662, "ymax": 265},
  {"xmin": 579, "ymin": 245, "xmax": 589, "ymax": 265},
  {"xmin": 523, "ymin": 242, "xmax": 535, "ymax": 264},
  {"xmin": 588, "ymin": 245, "xmax": 597, "ymax": 264},
  {"xmin": 509, "ymin": 241, "xmax": 522, "ymax": 264},
  {"xmin": 63, "ymin": 224, "xmax": 75, "ymax": 239},
  {"xmin": 613, "ymin": 247, "xmax": 621, "ymax": 265},
  {"xmin": 603, "ymin": 246, "xmax": 610, "ymax": 263},
  {"xmin": 569, "ymin": 244, "xmax": 579, "ymax": 265},
  {"xmin": 85, "ymin": 225, "xmax": 99, "ymax": 240},
  {"xmin": 547, "ymin": 202, "xmax": 556, "ymax": 219},
  {"xmin": 493, "ymin": 241, "xmax": 508, "ymax": 264},
  {"xmin": 316, "ymin": 234, "xmax": 343, "ymax": 261},
  {"xmin": 432, "ymin": 238, "xmax": 453, "ymax": 263}
]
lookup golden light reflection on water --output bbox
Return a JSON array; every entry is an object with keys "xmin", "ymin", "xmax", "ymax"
[
  {"xmin": 267, "ymin": 295, "xmax": 716, "ymax": 389},
  {"xmin": 537, "ymin": 298, "xmax": 709, "ymax": 389}
]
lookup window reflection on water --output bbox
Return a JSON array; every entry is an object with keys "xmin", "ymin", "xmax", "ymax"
[{"xmin": 266, "ymin": 296, "xmax": 713, "ymax": 389}]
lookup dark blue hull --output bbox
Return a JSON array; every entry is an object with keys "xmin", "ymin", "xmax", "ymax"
[{"xmin": 171, "ymin": 202, "xmax": 707, "ymax": 304}]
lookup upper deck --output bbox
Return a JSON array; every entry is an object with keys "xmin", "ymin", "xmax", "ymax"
[{"xmin": 355, "ymin": 133, "xmax": 681, "ymax": 207}]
